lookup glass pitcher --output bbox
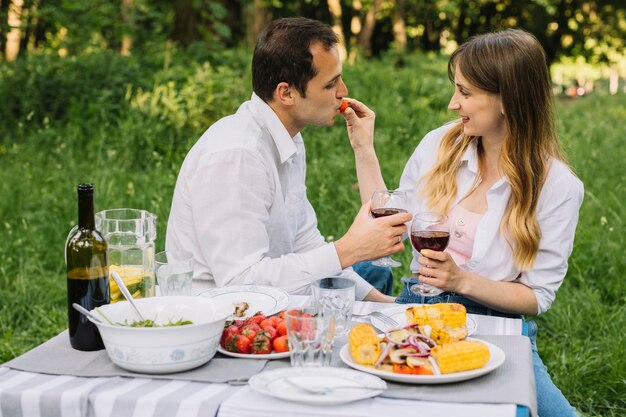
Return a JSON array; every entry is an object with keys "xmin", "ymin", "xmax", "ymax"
[{"xmin": 95, "ymin": 208, "xmax": 157, "ymax": 302}]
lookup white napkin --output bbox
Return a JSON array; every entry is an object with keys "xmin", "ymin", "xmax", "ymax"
[{"xmin": 217, "ymin": 386, "xmax": 517, "ymax": 417}]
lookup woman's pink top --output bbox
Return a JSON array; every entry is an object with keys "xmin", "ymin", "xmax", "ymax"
[{"xmin": 446, "ymin": 204, "xmax": 484, "ymax": 266}]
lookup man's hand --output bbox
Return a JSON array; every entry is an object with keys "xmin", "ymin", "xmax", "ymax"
[
  {"xmin": 334, "ymin": 202, "xmax": 412, "ymax": 269},
  {"xmin": 341, "ymin": 98, "xmax": 375, "ymax": 153}
]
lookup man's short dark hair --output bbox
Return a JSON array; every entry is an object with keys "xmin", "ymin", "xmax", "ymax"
[{"xmin": 252, "ymin": 17, "xmax": 338, "ymax": 102}]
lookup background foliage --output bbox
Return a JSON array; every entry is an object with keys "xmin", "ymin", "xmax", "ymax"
[{"xmin": 2, "ymin": 0, "xmax": 625, "ymax": 65}]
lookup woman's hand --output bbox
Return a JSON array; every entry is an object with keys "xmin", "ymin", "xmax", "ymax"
[
  {"xmin": 341, "ymin": 97, "xmax": 375, "ymax": 152},
  {"xmin": 416, "ymin": 249, "xmax": 468, "ymax": 294}
]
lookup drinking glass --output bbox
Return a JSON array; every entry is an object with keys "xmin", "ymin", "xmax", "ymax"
[
  {"xmin": 286, "ymin": 308, "xmax": 335, "ymax": 367},
  {"xmin": 370, "ymin": 190, "xmax": 408, "ymax": 267},
  {"xmin": 409, "ymin": 212, "xmax": 450, "ymax": 296},
  {"xmin": 155, "ymin": 251, "xmax": 193, "ymax": 296},
  {"xmin": 311, "ymin": 277, "xmax": 355, "ymax": 338}
]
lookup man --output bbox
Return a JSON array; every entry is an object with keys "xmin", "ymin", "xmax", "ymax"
[{"xmin": 165, "ymin": 17, "xmax": 410, "ymax": 302}]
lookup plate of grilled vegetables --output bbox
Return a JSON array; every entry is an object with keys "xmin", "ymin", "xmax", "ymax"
[{"xmin": 340, "ymin": 303, "xmax": 505, "ymax": 384}]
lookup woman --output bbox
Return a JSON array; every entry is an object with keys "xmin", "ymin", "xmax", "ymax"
[{"xmin": 343, "ymin": 29, "xmax": 583, "ymax": 417}]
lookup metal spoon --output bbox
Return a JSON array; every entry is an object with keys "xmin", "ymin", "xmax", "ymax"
[
  {"xmin": 72, "ymin": 303, "xmax": 104, "ymax": 324},
  {"xmin": 110, "ymin": 270, "xmax": 146, "ymax": 322}
]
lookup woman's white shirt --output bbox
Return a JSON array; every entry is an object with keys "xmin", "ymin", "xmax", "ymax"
[{"xmin": 398, "ymin": 123, "xmax": 584, "ymax": 314}]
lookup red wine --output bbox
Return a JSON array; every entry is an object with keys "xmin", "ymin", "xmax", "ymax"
[
  {"xmin": 410, "ymin": 231, "xmax": 450, "ymax": 252},
  {"xmin": 371, "ymin": 208, "xmax": 408, "ymax": 218}
]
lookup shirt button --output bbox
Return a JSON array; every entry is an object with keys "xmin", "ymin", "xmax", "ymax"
[{"xmin": 457, "ymin": 218, "xmax": 465, "ymax": 226}]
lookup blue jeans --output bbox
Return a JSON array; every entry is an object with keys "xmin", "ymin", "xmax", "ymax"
[
  {"xmin": 397, "ymin": 277, "xmax": 578, "ymax": 417},
  {"xmin": 352, "ymin": 261, "xmax": 394, "ymax": 296}
]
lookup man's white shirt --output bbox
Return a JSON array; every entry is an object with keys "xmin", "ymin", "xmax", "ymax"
[{"xmin": 166, "ymin": 93, "xmax": 374, "ymax": 299}]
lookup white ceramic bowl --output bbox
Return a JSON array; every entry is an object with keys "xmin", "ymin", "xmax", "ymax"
[{"xmin": 89, "ymin": 296, "xmax": 231, "ymax": 374}]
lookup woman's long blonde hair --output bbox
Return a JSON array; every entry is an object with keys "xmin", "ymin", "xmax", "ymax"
[{"xmin": 420, "ymin": 29, "xmax": 568, "ymax": 271}]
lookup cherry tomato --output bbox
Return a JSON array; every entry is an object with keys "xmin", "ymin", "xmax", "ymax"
[
  {"xmin": 252, "ymin": 334, "xmax": 272, "ymax": 354},
  {"xmin": 276, "ymin": 320, "xmax": 287, "ymax": 336},
  {"xmin": 226, "ymin": 334, "xmax": 251, "ymax": 354},
  {"xmin": 273, "ymin": 335, "xmax": 289, "ymax": 353}
]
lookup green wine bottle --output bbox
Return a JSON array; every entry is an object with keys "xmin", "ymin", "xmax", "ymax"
[{"xmin": 66, "ymin": 183, "xmax": 110, "ymax": 351}]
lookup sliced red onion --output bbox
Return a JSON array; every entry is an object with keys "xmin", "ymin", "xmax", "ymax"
[
  {"xmin": 413, "ymin": 333, "xmax": 436, "ymax": 347},
  {"xmin": 374, "ymin": 343, "xmax": 392, "ymax": 367},
  {"xmin": 385, "ymin": 331, "xmax": 410, "ymax": 347}
]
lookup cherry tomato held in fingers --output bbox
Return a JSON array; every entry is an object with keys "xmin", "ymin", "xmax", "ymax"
[{"xmin": 339, "ymin": 99, "xmax": 350, "ymax": 113}]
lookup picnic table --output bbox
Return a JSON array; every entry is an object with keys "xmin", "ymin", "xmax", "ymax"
[{"xmin": 0, "ymin": 295, "xmax": 535, "ymax": 417}]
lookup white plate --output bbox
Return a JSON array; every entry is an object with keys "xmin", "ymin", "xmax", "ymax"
[
  {"xmin": 197, "ymin": 285, "xmax": 290, "ymax": 318},
  {"xmin": 340, "ymin": 337, "xmax": 505, "ymax": 384},
  {"xmin": 217, "ymin": 345, "xmax": 290, "ymax": 360},
  {"xmin": 249, "ymin": 367, "xmax": 386, "ymax": 405},
  {"xmin": 370, "ymin": 304, "xmax": 477, "ymax": 335}
]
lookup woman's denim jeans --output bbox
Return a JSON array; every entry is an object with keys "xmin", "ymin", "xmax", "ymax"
[{"xmin": 397, "ymin": 277, "xmax": 578, "ymax": 417}]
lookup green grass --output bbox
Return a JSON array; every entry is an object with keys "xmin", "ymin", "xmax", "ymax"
[{"xmin": 0, "ymin": 50, "xmax": 624, "ymax": 416}]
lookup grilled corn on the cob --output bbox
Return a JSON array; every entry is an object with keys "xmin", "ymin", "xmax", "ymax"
[
  {"xmin": 430, "ymin": 324, "xmax": 468, "ymax": 344},
  {"xmin": 430, "ymin": 340, "xmax": 490, "ymax": 374},
  {"xmin": 405, "ymin": 303, "xmax": 467, "ymax": 328},
  {"xmin": 349, "ymin": 323, "xmax": 381, "ymax": 365}
]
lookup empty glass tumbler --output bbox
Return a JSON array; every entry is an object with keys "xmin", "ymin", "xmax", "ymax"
[{"xmin": 286, "ymin": 308, "xmax": 335, "ymax": 367}]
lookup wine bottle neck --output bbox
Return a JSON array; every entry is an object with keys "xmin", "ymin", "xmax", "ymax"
[{"xmin": 78, "ymin": 191, "xmax": 95, "ymax": 230}]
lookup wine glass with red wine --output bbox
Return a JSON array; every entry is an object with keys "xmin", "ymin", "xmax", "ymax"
[
  {"xmin": 410, "ymin": 212, "xmax": 450, "ymax": 296},
  {"xmin": 370, "ymin": 190, "xmax": 408, "ymax": 268}
]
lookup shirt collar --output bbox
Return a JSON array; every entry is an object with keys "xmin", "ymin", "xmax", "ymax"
[
  {"xmin": 250, "ymin": 93, "xmax": 299, "ymax": 164},
  {"xmin": 460, "ymin": 138, "xmax": 479, "ymax": 174}
]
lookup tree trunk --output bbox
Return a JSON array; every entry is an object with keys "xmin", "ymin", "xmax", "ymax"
[
  {"xmin": 609, "ymin": 65, "xmax": 619, "ymax": 95},
  {"xmin": 454, "ymin": 2, "xmax": 467, "ymax": 43},
  {"xmin": 5, "ymin": 0, "xmax": 23, "ymax": 61},
  {"xmin": 219, "ymin": 0, "xmax": 244, "ymax": 46},
  {"xmin": 120, "ymin": 0, "xmax": 133, "ymax": 56},
  {"xmin": 245, "ymin": 0, "xmax": 271, "ymax": 48},
  {"xmin": 0, "ymin": 0, "xmax": 8, "ymax": 58},
  {"xmin": 357, "ymin": 0, "xmax": 381, "ymax": 56},
  {"xmin": 171, "ymin": 0, "xmax": 197, "ymax": 47},
  {"xmin": 327, "ymin": 0, "xmax": 346, "ymax": 61},
  {"xmin": 392, "ymin": 0, "xmax": 406, "ymax": 51},
  {"xmin": 23, "ymin": 0, "xmax": 42, "ymax": 52}
]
